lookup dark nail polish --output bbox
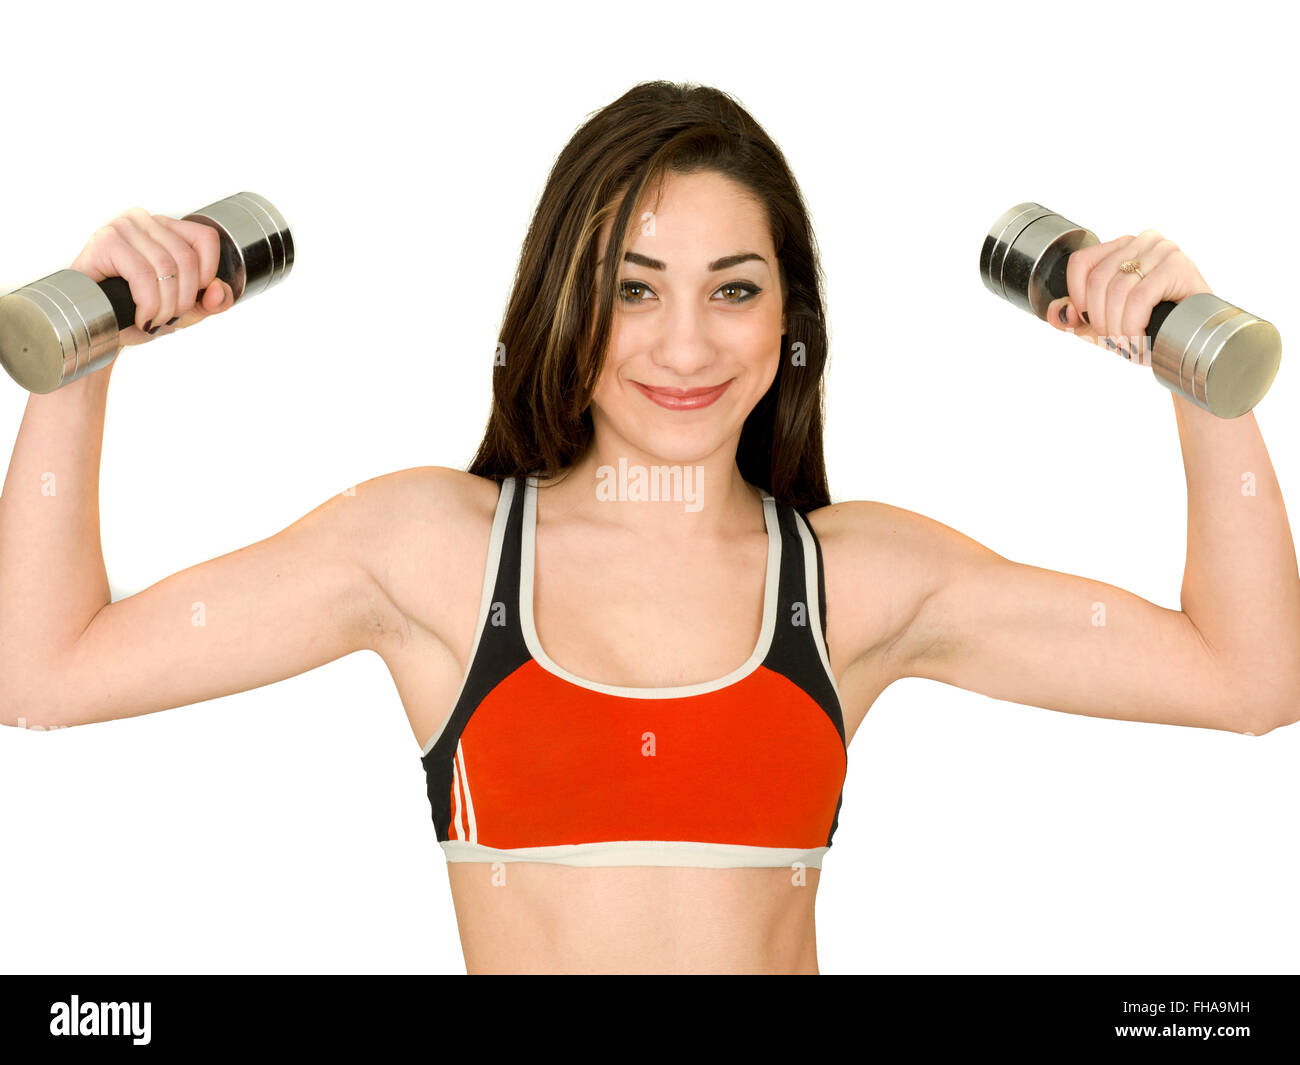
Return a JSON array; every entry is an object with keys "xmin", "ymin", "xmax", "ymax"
[
  {"xmin": 147, "ymin": 325, "xmax": 160, "ymax": 335},
  {"xmin": 1081, "ymin": 311, "xmax": 1090, "ymax": 324},
  {"xmin": 166, "ymin": 317, "xmax": 179, "ymax": 326},
  {"xmin": 196, "ymin": 287, "xmax": 207, "ymax": 301},
  {"xmin": 142, "ymin": 319, "xmax": 152, "ymax": 333},
  {"xmin": 1104, "ymin": 337, "xmax": 1116, "ymax": 350},
  {"xmin": 1058, "ymin": 305, "xmax": 1069, "ymax": 324}
]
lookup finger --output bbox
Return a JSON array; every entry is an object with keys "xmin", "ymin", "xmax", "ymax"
[
  {"xmin": 154, "ymin": 216, "xmax": 221, "ymax": 314},
  {"xmin": 1045, "ymin": 294, "xmax": 1097, "ymax": 341},
  {"xmin": 134, "ymin": 213, "xmax": 202, "ymax": 324},
  {"xmin": 112, "ymin": 210, "xmax": 181, "ymax": 332},
  {"xmin": 165, "ymin": 277, "xmax": 235, "ymax": 332},
  {"xmin": 1103, "ymin": 230, "xmax": 1166, "ymax": 357},
  {"xmin": 76, "ymin": 230, "xmax": 159, "ymax": 344},
  {"xmin": 121, "ymin": 207, "xmax": 190, "ymax": 328},
  {"xmin": 1066, "ymin": 234, "xmax": 1131, "ymax": 330},
  {"xmin": 1085, "ymin": 232, "xmax": 1156, "ymax": 357},
  {"xmin": 1117, "ymin": 240, "xmax": 1181, "ymax": 359},
  {"xmin": 199, "ymin": 278, "xmax": 234, "ymax": 314}
]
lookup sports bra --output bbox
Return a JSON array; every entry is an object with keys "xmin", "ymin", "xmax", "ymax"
[{"xmin": 419, "ymin": 474, "xmax": 848, "ymax": 869}]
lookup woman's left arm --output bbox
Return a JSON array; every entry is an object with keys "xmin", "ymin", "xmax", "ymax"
[{"xmin": 847, "ymin": 229, "xmax": 1300, "ymax": 735}]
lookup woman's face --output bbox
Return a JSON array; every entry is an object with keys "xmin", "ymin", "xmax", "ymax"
[{"xmin": 588, "ymin": 169, "xmax": 785, "ymax": 466}]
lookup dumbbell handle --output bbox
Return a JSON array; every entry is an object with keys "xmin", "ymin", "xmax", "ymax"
[{"xmin": 0, "ymin": 191, "xmax": 292, "ymax": 394}]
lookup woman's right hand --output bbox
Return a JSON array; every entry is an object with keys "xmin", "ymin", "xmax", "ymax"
[{"xmin": 69, "ymin": 206, "xmax": 237, "ymax": 347}]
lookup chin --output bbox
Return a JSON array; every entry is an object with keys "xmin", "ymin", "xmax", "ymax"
[{"xmin": 622, "ymin": 421, "xmax": 734, "ymax": 465}]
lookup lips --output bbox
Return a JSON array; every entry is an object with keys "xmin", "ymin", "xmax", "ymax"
[{"xmin": 632, "ymin": 379, "xmax": 732, "ymax": 410}]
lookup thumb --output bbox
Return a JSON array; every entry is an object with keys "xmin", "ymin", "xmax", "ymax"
[
  {"xmin": 1047, "ymin": 296, "xmax": 1093, "ymax": 339},
  {"xmin": 198, "ymin": 279, "xmax": 234, "ymax": 313},
  {"xmin": 167, "ymin": 279, "xmax": 236, "ymax": 333}
]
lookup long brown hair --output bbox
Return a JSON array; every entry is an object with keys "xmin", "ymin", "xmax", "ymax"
[{"xmin": 467, "ymin": 80, "xmax": 831, "ymax": 512}]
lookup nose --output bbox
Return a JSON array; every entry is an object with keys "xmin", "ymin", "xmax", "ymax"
[{"xmin": 646, "ymin": 300, "xmax": 718, "ymax": 377}]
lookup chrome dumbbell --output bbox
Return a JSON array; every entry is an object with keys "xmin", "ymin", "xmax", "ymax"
[
  {"xmin": 980, "ymin": 202, "xmax": 1280, "ymax": 418},
  {"xmin": 0, "ymin": 191, "xmax": 293, "ymax": 393}
]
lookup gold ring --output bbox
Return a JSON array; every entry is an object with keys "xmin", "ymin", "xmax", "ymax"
[{"xmin": 1119, "ymin": 260, "xmax": 1144, "ymax": 281}]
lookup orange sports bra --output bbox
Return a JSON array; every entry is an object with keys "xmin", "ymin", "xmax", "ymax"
[{"xmin": 419, "ymin": 475, "xmax": 848, "ymax": 869}]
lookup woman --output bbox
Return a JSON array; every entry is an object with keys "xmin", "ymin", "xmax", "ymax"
[{"xmin": 2, "ymin": 81, "xmax": 1297, "ymax": 974}]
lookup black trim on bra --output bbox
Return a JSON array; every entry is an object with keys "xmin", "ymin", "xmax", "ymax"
[
  {"xmin": 797, "ymin": 509, "xmax": 846, "ymax": 847},
  {"xmin": 760, "ymin": 504, "xmax": 846, "ymax": 749},
  {"xmin": 421, "ymin": 476, "xmax": 531, "ymax": 842}
]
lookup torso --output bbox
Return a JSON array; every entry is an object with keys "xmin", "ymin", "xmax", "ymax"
[{"xmin": 369, "ymin": 467, "xmax": 918, "ymax": 973}]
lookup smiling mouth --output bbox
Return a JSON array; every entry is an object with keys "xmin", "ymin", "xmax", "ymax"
[{"xmin": 632, "ymin": 380, "xmax": 733, "ymax": 410}]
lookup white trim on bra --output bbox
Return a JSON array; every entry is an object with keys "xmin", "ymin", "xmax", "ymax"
[
  {"xmin": 792, "ymin": 508, "xmax": 845, "ymax": 712},
  {"xmin": 440, "ymin": 839, "xmax": 828, "ymax": 869},
  {"xmin": 451, "ymin": 739, "xmax": 478, "ymax": 843},
  {"xmin": 519, "ymin": 474, "xmax": 781, "ymax": 699}
]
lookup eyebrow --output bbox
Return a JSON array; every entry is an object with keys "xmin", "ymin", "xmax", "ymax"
[{"xmin": 609, "ymin": 250, "xmax": 768, "ymax": 272}]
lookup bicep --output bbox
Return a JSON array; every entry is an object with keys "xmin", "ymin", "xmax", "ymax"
[
  {"xmin": 51, "ymin": 490, "xmax": 398, "ymax": 728},
  {"xmin": 853, "ymin": 507, "xmax": 1258, "ymax": 734}
]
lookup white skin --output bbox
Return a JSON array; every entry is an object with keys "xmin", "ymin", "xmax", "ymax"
[
  {"xmin": 7, "ymin": 173, "xmax": 1297, "ymax": 975},
  {"xmin": 543, "ymin": 168, "xmax": 788, "ymax": 538}
]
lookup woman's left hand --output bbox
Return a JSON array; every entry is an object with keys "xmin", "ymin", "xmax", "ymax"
[{"xmin": 1046, "ymin": 229, "xmax": 1212, "ymax": 362}]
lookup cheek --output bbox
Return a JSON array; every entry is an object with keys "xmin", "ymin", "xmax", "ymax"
[
  {"xmin": 734, "ymin": 311, "xmax": 783, "ymax": 383},
  {"xmin": 589, "ymin": 348, "xmax": 630, "ymax": 413}
]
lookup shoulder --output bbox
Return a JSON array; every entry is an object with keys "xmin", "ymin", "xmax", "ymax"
[
  {"xmin": 341, "ymin": 466, "xmax": 505, "ymax": 653},
  {"xmin": 802, "ymin": 498, "xmax": 1000, "ymax": 668},
  {"xmin": 338, "ymin": 465, "xmax": 502, "ymax": 569},
  {"xmin": 804, "ymin": 498, "xmax": 984, "ymax": 562},
  {"xmin": 351, "ymin": 465, "xmax": 502, "ymax": 533}
]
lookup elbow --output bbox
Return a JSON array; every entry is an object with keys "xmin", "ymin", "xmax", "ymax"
[
  {"xmin": 2, "ymin": 645, "xmax": 84, "ymax": 731},
  {"xmin": 1239, "ymin": 688, "xmax": 1300, "ymax": 737},
  {"xmin": 1246, "ymin": 702, "xmax": 1298, "ymax": 737},
  {"xmin": 2, "ymin": 702, "xmax": 64, "ymax": 733},
  {"xmin": 1, "ymin": 675, "xmax": 70, "ymax": 733},
  {"xmin": 1214, "ymin": 655, "xmax": 1300, "ymax": 736}
]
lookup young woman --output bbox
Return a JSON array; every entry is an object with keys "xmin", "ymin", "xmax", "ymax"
[{"xmin": 3, "ymin": 81, "xmax": 1298, "ymax": 974}]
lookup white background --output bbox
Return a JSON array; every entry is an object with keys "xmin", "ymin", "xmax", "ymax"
[{"xmin": 1, "ymin": 0, "xmax": 1296, "ymax": 975}]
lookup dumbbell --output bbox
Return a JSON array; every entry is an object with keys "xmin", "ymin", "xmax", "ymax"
[
  {"xmin": 0, "ymin": 191, "xmax": 293, "ymax": 394},
  {"xmin": 980, "ymin": 202, "xmax": 1281, "ymax": 418}
]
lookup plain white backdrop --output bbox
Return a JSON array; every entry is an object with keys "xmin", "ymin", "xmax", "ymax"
[{"xmin": 1, "ymin": 0, "xmax": 1296, "ymax": 975}]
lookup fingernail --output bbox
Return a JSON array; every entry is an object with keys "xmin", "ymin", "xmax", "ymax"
[
  {"xmin": 1058, "ymin": 305, "xmax": 1069, "ymax": 324},
  {"xmin": 1104, "ymin": 337, "xmax": 1116, "ymax": 350},
  {"xmin": 1081, "ymin": 311, "xmax": 1090, "ymax": 324},
  {"xmin": 196, "ymin": 287, "xmax": 207, "ymax": 302},
  {"xmin": 166, "ymin": 317, "xmax": 179, "ymax": 326},
  {"xmin": 148, "ymin": 325, "xmax": 160, "ymax": 335},
  {"xmin": 142, "ymin": 319, "xmax": 152, "ymax": 332}
]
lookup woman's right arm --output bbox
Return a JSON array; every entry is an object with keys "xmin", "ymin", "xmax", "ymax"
[{"xmin": 0, "ymin": 209, "xmax": 405, "ymax": 730}]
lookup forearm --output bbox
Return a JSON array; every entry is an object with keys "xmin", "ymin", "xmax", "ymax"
[
  {"xmin": 0, "ymin": 361, "xmax": 116, "ymax": 723},
  {"xmin": 1173, "ymin": 390, "xmax": 1300, "ymax": 726}
]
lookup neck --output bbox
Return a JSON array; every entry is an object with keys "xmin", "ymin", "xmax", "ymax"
[{"xmin": 536, "ymin": 432, "xmax": 763, "ymax": 538}]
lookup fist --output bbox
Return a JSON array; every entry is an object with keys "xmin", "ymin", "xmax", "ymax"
[
  {"xmin": 1045, "ymin": 229, "xmax": 1212, "ymax": 362},
  {"xmin": 70, "ymin": 207, "xmax": 236, "ymax": 347}
]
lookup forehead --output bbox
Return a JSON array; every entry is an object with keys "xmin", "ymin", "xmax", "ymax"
[{"xmin": 597, "ymin": 170, "xmax": 772, "ymax": 260}]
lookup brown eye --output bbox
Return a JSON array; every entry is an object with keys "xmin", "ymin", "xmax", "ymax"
[
  {"xmin": 618, "ymin": 280, "xmax": 654, "ymax": 303},
  {"xmin": 715, "ymin": 282, "xmax": 761, "ymax": 303}
]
